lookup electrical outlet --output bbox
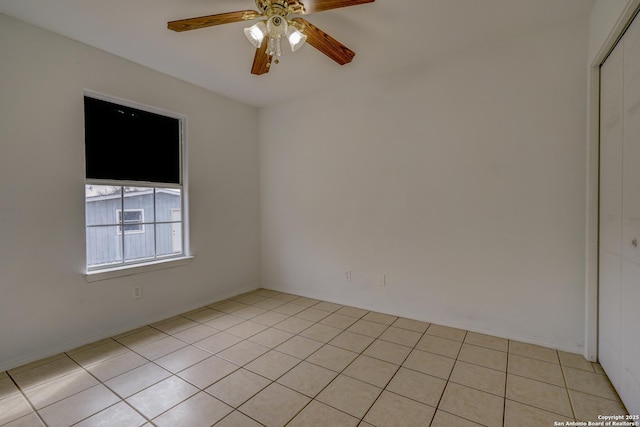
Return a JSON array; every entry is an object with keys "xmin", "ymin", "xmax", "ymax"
[
  {"xmin": 378, "ymin": 274, "xmax": 386, "ymax": 287},
  {"xmin": 344, "ymin": 270, "xmax": 351, "ymax": 282},
  {"xmin": 132, "ymin": 285, "xmax": 143, "ymax": 300}
]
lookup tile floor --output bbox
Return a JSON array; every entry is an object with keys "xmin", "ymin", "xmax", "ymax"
[{"xmin": 0, "ymin": 289, "xmax": 629, "ymax": 427}]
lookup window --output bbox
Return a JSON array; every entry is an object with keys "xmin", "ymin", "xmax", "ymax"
[
  {"xmin": 116, "ymin": 209, "xmax": 144, "ymax": 234},
  {"xmin": 84, "ymin": 93, "xmax": 187, "ymax": 273}
]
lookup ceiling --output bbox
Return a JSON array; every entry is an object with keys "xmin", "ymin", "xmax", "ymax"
[{"xmin": 0, "ymin": 0, "xmax": 594, "ymax": 107}]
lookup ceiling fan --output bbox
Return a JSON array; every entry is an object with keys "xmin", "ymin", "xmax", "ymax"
[{"xmin": 167, "ymin": 0, "xmax": 375, "ymax": 75}]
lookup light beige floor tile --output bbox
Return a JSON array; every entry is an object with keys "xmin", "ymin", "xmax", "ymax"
[
  {"xmin": 416, "ymin": 335, "xmax": 462, "ymax": 359},
  {"xmin": 177, "ymin": 355, "xmax": 238, "ymax": 389},
  {"xmin": 126, "ymin": 376, "xmax": 198, "ymax": 419},
  {"xmin": 67, "ymin": 339, "xmax": 114, "ymax": 356},
  {"xmin": 569, "ymin": 389, "xmax": 627, "ymax": 422},
  {"xmin": 276, "ymin": 335, "xmax": 324, "ymax": 359},
  {"xmin": 329, "ymin": 331, "xmax": 375, "ymax": 353},
  {"xmin": 558, "ymin": 351, "xmax": 594, "ymax": 372},
  {"xmin": 506, "ymin": 374, "xmax": 573, "ymax": 417},
  {"xmin": 450, "ymin": 360, "xmax": 506, "ymax": 397},
  {"xmin": 133, "ymin": 336, "xmax": 186, "ymax": 361},
  {"xmin": 225, "ymin": 321, "xmax": 268, "ymax": 339},
  {"xmin": 299, "ymin": 324, "xmax": 342, "ymax": 343},
  {"xmin": 68, "ymin": 340, "xmax": 130, "ymax": 367},
  {"xmin": 295, "ymin": 308, "xmax": 331, "ymax": 322},
  {"xmin": 239, "ymin": 383, "xmax": 310, "ymax": 427},
  {"xmin": 217, "ymin": 340, "xmax": 270, "ymax": 366},
  {"xmin": 24, "ymin": 369, "xmax": 99, "ymax": 409},
  {"xmin": 509, "ymin": 341, "xmax": 558, "ymax": 364},
  {"xmin": 193, "ymin": 332, "xmax": 243, "ymax": 354},
  {"xmin": 210, "ymin": 300, "xmax": 247, "ymax": 313},
  {"xmin": 215, "ymin": 410, "xmax": 263, "ymax": 427},
  {"xmin": 508, "ymin": 354, "xmax": 564, "ymax": 386},
  {"xmin": 504, "ymin": 399, "xmax": 565, "ymax": 427},
  {"xmin": 363, "ymin": 390, "xmax": 435, "ymax": 427},
  {"xmin": 181, "ymin": 307, "xmax": 225, "ymax": 323},
  {"xmin": 104, "ymin": 363, "xmax": 171, "ymax": 398},
  {"xmin": 154, "ymin": 391, "xmax": 232, "ymax": 427},
  {"xmin": 0, "ymin": 375, "xmax": 20, "ymax": 399},
  {"xmin": 319, "ymin": 313, "xmax": 358, "ymax": 330},
  {"xmin": 378, "ymin": 326, "xmax": 422, "ymax": 347},
  {"xmin": 154, "ymin": 345, "xmax": 211, "ymax": 373},
  {"xmin": 74, "ymin": 401, "xmax": 146, "ymax": 427},
  {"xmin": 458, "ymin": 344, "xmax": 507, "ymax": 371},
  {"xmin": 116, "ymin": 327, "xmax": 168, "ymax": 349},
  {"xmin": 272, "ymin": 302, "xmax": 307, "ymax": 316},
  {"xmin": 306, "ymin": 344, "xmax": 358, "ymax": 372},
  {"xmin": 152, "ymin": 316, "xmax": 199, "ymax": 334},
  {"xmin": 316, "ymin": 375, "xmax": 382, "ymax": 419},
  {"xmin": 392, "ymin": 317, "xmax": 430, "ymax": 333},
  {"xmin": 245, "ymin": 350, "xmax": 301, "ymax": 380},
  {"xmin": 363, "ymin": 339, "xmax": 412, "ymax": 365},
  {"xmin": 277, "ymin": 361, "xmax": 337, "ymax": 397},
  {"xmin": 593, "ymin": 363, "xmax": 606, "ymax": 375},
  {"xmin": 335, "ymin": 306, "xmax": 369, "ymax": 319},
  {"xmin": 2, "ymin": 412, "xmax": 45, "ymax": 427},
  {"xmin": 85, "ymin": 350, "xmax": 148, "ymax": 383},
  {"xmin": 204, "ymin": 314, "xmax": 245, "ymax": 331},
  {"xmin": 346, "ymin": 320, "xmax": 388, "ymax": 338},
  {"xmin": 38, "ymin": 384, "xmax": 119, "ymax": 427},
  {"xmin": 205, "ymin": 368, "xmax": 270, "ymax": 408},
  {"xmin": 291, "ymin": 296, "xmax": 321, "ymax": 307},
  {"xmin": 274, "ymin": 316, "xmax": 314, "ymax": 334},
  {"xmin": 287, "ymin": 400, "xmax": 358, "ymax": 427},
  {"xmin": 233, "ymin": 294, "xmax": 267, "ymax": 305},
  {"xmin": 464, "ymin": 332, "xmax": 508, "ymax": 352},
  {"xmin": 250, "ymin": 311, "xmax": 289, "ymax": 326},
  {"xmin": 248, "ymin": 328, "xmax": 294, "ymax": 348},
  {"xmin": 439, "ymin": 383, "xmax": 504, "ymax": 427},
  {"xmin": 0, "ymin": 393, "xmax": 33, "ymax": 425},
  {"xmin": 8, "ymin": 353, "xmax": 68, "ymax": 376},
  {"xmin": 172, "ymin": 324, "xmax": 219, "ymax": 344},
  {"xmin": 343, "ymin": 355, "xmax": 399, "ymax": 388},
  {"xmin": 386, "ymin": 367, "xmax": 446, "ymax": 406},
  {"xmin": 563, "ymin": 366, "xmax": 619, "ymax": 401},
  {"xmin": 362, "ymin": 311, "xmax": 398, "ymax": 325},
  {"xmin": 426, "ymin": 324, "xmax": 467, "ymax": 342},
  {"xmin": 232, "ymin": 306, "xmax": 268, "ymax": 320},
  {"xmin": 253, "ymin": 298, "xmax": 286, "ymax": 310},
  {"xmin": 314, "ymin": 301, "xmax": 343, "ymax": 313},
  {"xmin": 11, "ymin": 356, "xmax": 81, "ymax": 390},
  {"xmin": 271, "ymin": 293, "xmax": 300, "ymax": 303},
  {"xmin": 430, "ymin": 410, "xmax": 483, "ymax": 427},
  {"xmin": 403, "ymin": 349, "xmax": 455, "ymax": 380}
]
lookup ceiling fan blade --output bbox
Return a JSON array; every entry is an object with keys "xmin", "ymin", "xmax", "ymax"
[
  {"xmin": 251, "ymin": 41, "xmax": 273, "ymax": 75},
  {"xmin": 292, "ymin": 18, "xmax": 355, "ymax": 65},
  {"xmin": 297, "ymin": 0, "xmax": 374, "ymax": 14},
  {"xmin": 168, "ymin": 10, "xmax": 259, "ymax": 32}
]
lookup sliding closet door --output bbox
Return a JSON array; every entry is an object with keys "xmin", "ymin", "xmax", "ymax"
[
  {"xmin": 620, "ymin": 11, "xmax": 640, "ymax": 414},
  {"xmin": 599, "ymin": 34, "xmax": 623, "ymax": 394},
  {"xmin": 599, "ymin": 11, "xmax": 640, "ymax": 415}
]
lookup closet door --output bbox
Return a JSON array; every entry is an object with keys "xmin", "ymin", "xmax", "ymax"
[
  {"xmin": 599, "ymin": 35, "xmax": 624, "ymax": 394},
  {"xmin": 599, "ymin": 11, "xmax": 640, "ymax": 415},
  {"xmin": 620, "ymin": 12, "xmax": 640, "ymax": 414}
]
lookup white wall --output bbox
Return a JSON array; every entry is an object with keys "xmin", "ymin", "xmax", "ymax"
[
  {"xmin": 0, "ymin": 14, "xmax": 260, "ymax": 372},
  {"xmin": 260, "ymin": 19, "xmax": 589, "ymax": 352}
]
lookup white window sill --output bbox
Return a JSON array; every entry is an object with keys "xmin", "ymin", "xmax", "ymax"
[{"xmin": 84, "ymin": 256, "xmax": 194, "ymax": 283}]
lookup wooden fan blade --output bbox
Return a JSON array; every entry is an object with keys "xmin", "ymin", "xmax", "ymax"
[
  {"xmin": 292, "ymin": 18, "xmax": 355, "ymax": 65},
  {"xmin": 298, "ymin": 0, "xmax": 374, "ymax": 14},
  {"xmin": 168, "ymin": 10, "xmax": 259, "ymax": 32},
  {"xmin": 251, "ymin": 41, "xmax": 273, "ymax": 75}
]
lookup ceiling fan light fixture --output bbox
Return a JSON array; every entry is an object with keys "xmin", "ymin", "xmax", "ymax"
[
  {"xmin": 286, "ymin": 26, "xmax": 307, "ymax": 52},
  {"xmin": 244, "ymin": 21, "xmax": 267, "ymax": 48}
]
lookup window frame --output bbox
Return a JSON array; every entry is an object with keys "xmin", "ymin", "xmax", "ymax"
[
  {"xmin": 116, "ymin": 208, "xmax": 145, "ymax": 235},
  {"xmin": 83, "ymin": 90, "xmax": 191, "ymax": 281}
]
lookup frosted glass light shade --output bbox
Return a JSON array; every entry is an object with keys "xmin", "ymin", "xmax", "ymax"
[
  {"xmin": 244, "ymin": 21, "xmax": 267, "ymax": 48},
  {"xmin": 286, "ymin": 27, "xmax": 307, "ymax": 52}
]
